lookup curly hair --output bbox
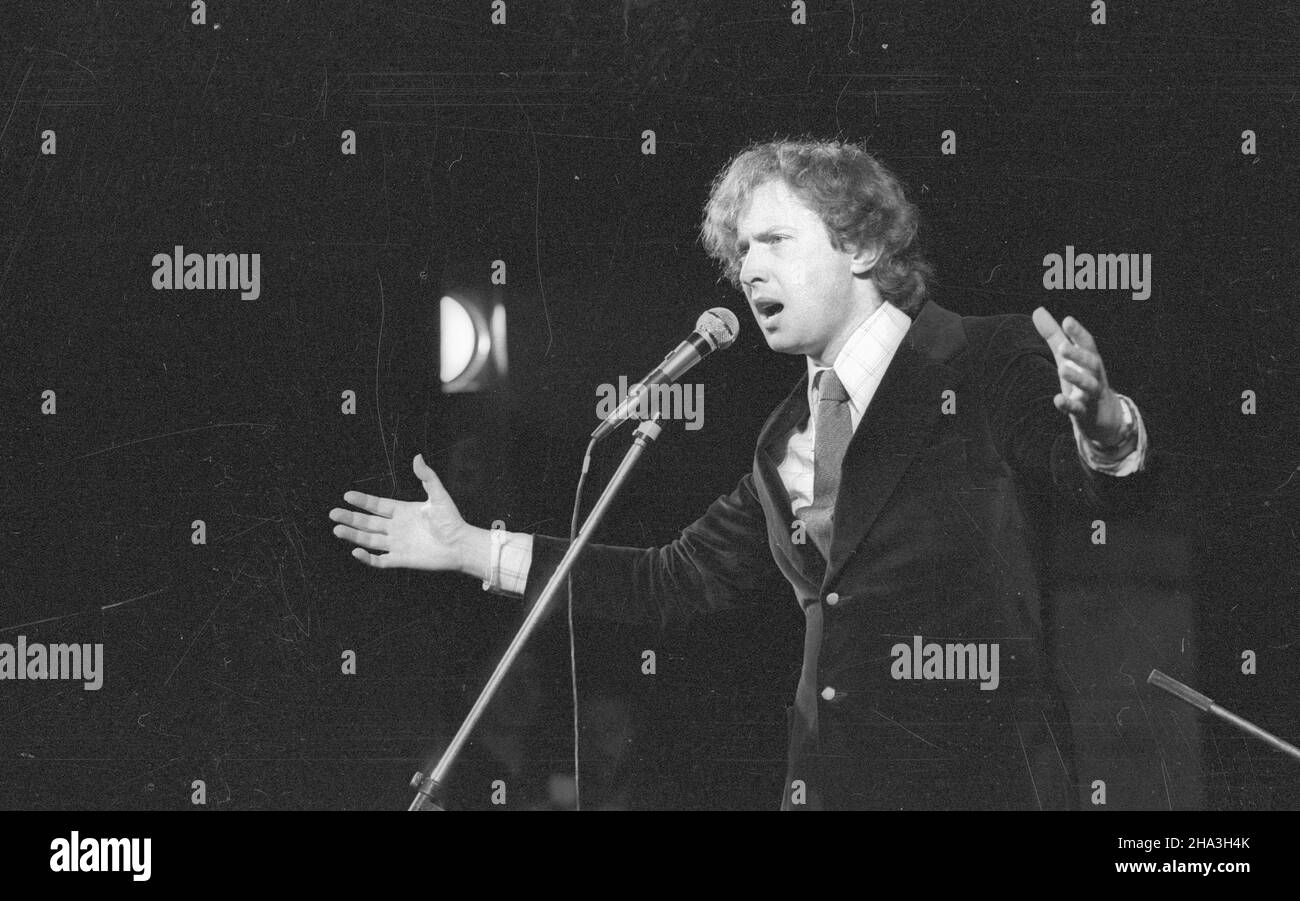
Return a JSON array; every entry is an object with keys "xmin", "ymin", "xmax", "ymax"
[{"xmin": 700, "ymin": 138, "xmax": 935, "ymax": 315}]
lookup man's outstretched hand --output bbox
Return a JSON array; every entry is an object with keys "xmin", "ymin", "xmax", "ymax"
[
  {"xmin": 329, "ymin": 453, "xmax": 486, "ymax": 576},
  {"xmin": 1032, "ymin": 307, "xmax": 1126, "ymax": 447}
]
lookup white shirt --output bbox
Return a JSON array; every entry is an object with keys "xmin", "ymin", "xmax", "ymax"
[
  {"xmin": 778, "ymin": 301, "xmax": 912, "ymax": 514},
  {"xmin": 490, "ymin": 301, "xmax": 1148, "ymax": 594}
]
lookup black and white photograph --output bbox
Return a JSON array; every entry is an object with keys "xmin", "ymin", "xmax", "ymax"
[{"xmin": 2, "ymin": 0, "xmax": 1297, "ymax": 881}]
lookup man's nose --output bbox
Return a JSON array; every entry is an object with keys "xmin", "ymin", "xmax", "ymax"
[{"xmin": 739, "ymin": 246, "xmax": 765, "ymax": 287}]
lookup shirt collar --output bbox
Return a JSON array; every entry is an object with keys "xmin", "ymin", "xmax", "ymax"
[{"xmin": 806, "ymin": 300, "xmax": 912, "ymax": 416}]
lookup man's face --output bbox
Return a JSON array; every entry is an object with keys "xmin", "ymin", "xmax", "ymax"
[{"xmin": 736, "ymin": 178, "xmax": 867, "ymax": 365}]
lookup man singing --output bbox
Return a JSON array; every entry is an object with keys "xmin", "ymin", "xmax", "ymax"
[{"xmin": 330, "ymin": 138, "xmax": 1150, "ymax": 810}]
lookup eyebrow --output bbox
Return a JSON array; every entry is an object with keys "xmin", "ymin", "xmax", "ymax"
[{"xmin": 736, "ymin": 227, "xmax": 791, "ymax": 252}]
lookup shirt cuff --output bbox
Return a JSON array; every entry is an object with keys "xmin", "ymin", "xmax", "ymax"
[
  {"xmin": 1073, "ymin": 393, "xmax": 1148, "ymax": 477},
  {"xmin": 486, "ymin": 531, "xmax": 534, "ymax": 597}
]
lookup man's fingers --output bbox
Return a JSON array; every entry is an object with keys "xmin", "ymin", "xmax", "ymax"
[
  {"xmin": 1032, "ymin": 307, "xmax": 1071, "ymax": 356},
  {"xmin": 333, "ymin": 523, "xmax": 389, "ymax": 551},
  {"xmin": 413, "ymin": 454, "xmax": 451, "ymax": 503},
  {"xmin": 412, "ymin": 453, "xmax": 433, "ymax": 479},
  {"xmin": 1060, "ymin": 342, "xmax": 1101, "ymax": 375},
  {"xmin": 351, "ymin": 547, "xmax": 390, "ymax": 568},
  {"xmin": 342, "ymin": 490, "xmax": 395, "ymax": 518},
  {"xmin": 1058, "ymin": 361, "xmax": 1101, "ymax": 397},
  {"xmin": 1062, "ymin": 316, "xmax": 1098, "ymax": 354},
  {"xmin": 1054, "ymin": 393, "xmax": 1085, "ymax": 417},
  {"xmin": 328, "ymin": 507, "xmax": 388, "ymax": 535}
]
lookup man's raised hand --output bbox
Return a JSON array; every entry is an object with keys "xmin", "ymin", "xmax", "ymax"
[
  {"xmin": 329, "ymin": 453, "xmax": 486, "ymax": 576},
  {"xmin": 1032, "ymin": 307, "xmax": 1127, "ymax": 447}
]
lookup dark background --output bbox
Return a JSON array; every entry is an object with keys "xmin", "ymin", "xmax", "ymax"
[{"xmin": 1, "ymin": 0, "xmax": 1296, "ymax": 810}]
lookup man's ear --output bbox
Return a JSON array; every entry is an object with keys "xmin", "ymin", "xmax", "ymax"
[{"xmin": 848, "ymin": 242, "xmax": 882, "ymax": 275}]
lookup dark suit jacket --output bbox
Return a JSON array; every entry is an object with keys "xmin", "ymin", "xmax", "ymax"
[{"xmin": 523, "ymin": 299, "xmax": 1152, "ymax": 809}]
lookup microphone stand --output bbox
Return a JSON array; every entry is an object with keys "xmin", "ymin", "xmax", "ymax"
[
  {"xmin": 1148, "ymin": 669, "xmax": 1300, "ymax": 762},
  {"xmin": 409, "ymin": 417, "xmax": 668, "ymax": 810}
]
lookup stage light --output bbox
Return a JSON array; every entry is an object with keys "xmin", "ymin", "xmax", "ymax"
[{"xmin": 440, "ymin": 292, "xmax": 507, "ymax": 393}]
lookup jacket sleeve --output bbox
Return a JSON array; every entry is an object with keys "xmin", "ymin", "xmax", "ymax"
[
  {"xmin": 975, "ymin": 314, "xmax": 1158, "ymax": 516},
  {"xmin": 521, "ymin": 471, "xmax": 779, "ymax": 630}
]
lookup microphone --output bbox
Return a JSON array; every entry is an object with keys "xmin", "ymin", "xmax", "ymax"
[{"xmin": 590, "ymin": 307, "xmax": 740, "ymax": 443}]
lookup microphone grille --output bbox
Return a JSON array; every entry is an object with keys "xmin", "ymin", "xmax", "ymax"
[{"xmin": 696, "ymin": 307, "xmax": 741, "ymax": 350}]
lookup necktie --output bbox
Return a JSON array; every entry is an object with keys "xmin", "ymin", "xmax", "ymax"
[{"xmin": 797, "ymin": 368, "xmax": 852, "ymax": 561}]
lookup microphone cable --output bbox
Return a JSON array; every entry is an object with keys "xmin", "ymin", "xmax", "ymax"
[{"xmin": 565, "ymin": 437, "xmax": 598, "ymax": 811}]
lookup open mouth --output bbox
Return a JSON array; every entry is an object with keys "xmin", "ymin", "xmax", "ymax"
[{"xmin": 754, "ymin": 299, "xmax": 784, "ymax": 318}]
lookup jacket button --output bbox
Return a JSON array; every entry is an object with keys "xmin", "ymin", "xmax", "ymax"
[
  {"xmin": 820, "ymin": 686, "xmax": 836, "ymax": 701},
  {"xmin": 825, "ymin": 592, "xmax": 840, "ymax": 606}
]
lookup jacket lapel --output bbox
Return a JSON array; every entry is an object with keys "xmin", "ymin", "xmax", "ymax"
[
  {"xmin": 754, "ymin": 371, "xmax": 810, "ymax": 493},
  {"xmin": 753, "ymin": 374, "xmax": 826, "ymax": 579},
  {"xmin": 823, "ymin": 301, "xmax": 964, "ymax": 587}
]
